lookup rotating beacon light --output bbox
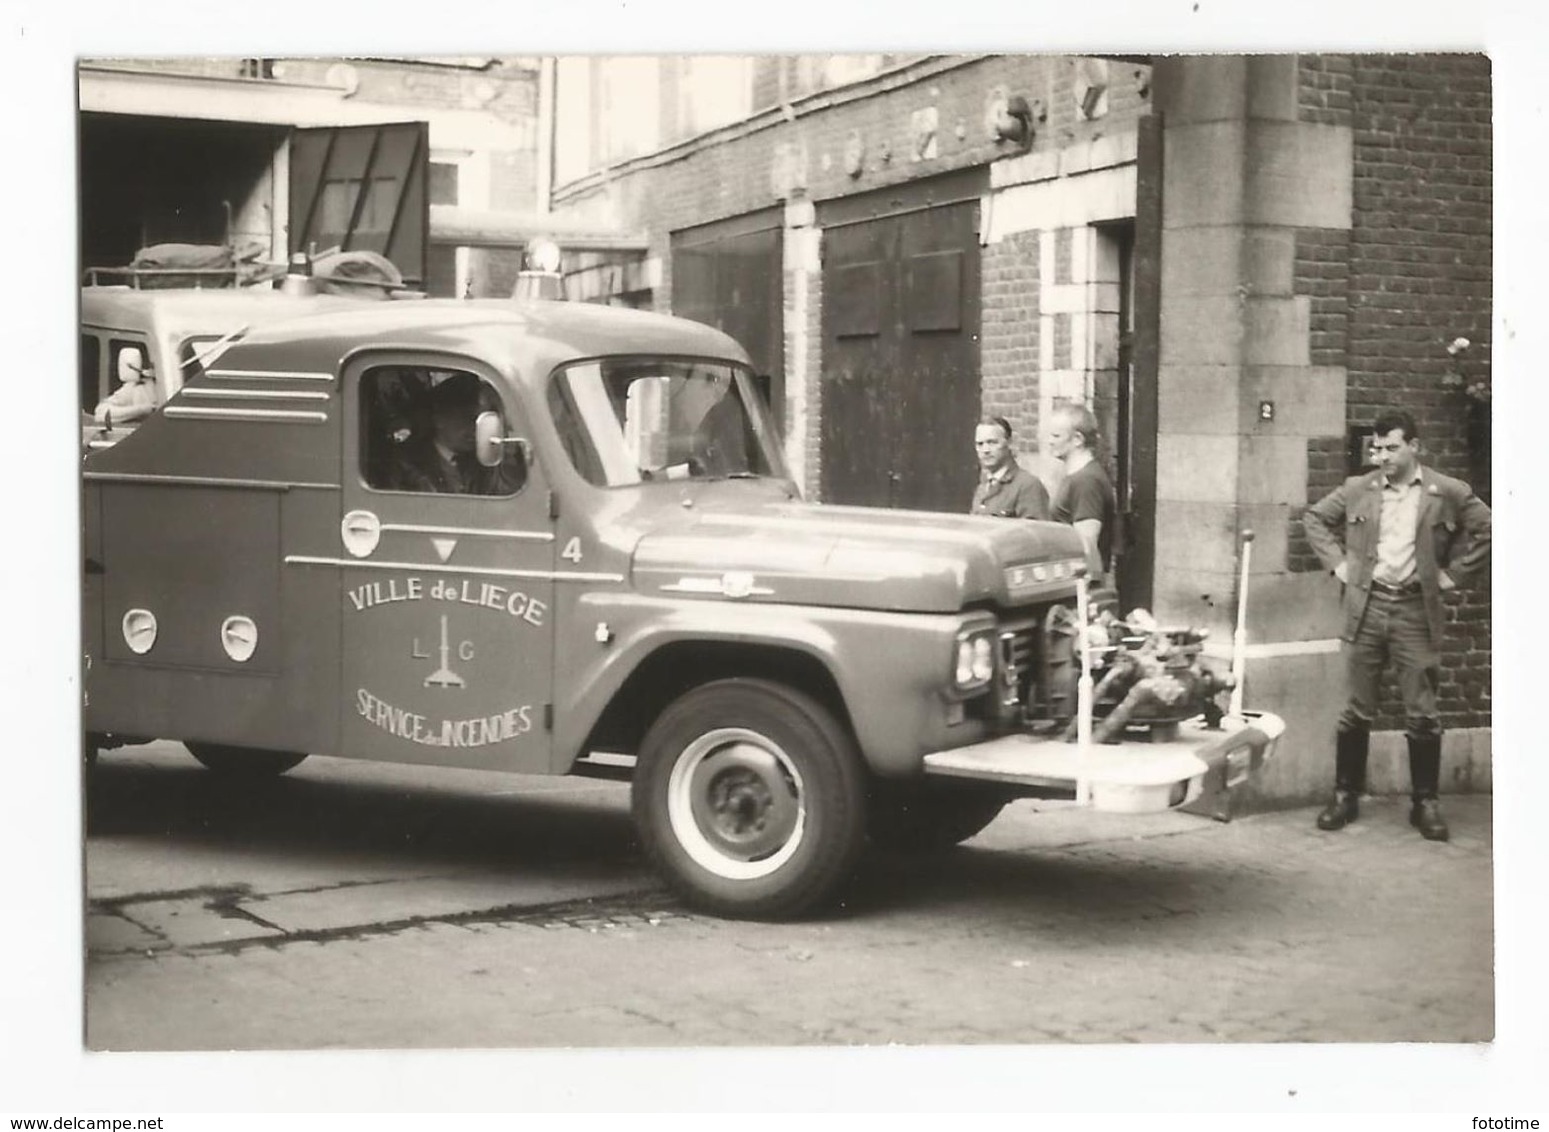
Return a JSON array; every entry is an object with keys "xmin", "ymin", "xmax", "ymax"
[
  {"xmin": 512, "ymin": 236, "xmax": 565, "ymax": 301},
  {"xmin": 278, "ymin": 251, "xmax": 318, "ymax": 296}
]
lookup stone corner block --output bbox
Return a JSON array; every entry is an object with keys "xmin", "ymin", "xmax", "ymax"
[
  {"xmin": 1245, "ymin": 122, "xmax": 1354, "ymax": 230},
  {"xmin": 1237, "ymin": 433, "xmax": 1310, "ymax": 505},
  {"xmin": 1156, "ymin": 433, "xmax": 1239, "ymax": 503},
  {"xmin": 1157, "ymin": 365, "xmax": 1242, "ymax": 435},
  {"xmin": 1162, "ymin": 120, "xmax": 1247, "ymax": 228}
]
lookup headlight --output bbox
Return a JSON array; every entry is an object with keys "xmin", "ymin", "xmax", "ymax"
[
  {"xmin": 954, "ymin": 630, "xmax": 997, "ymax": 691},
  {"xmin": 972, "ymin": 636, "xmax": 994, "ymax": 681}
]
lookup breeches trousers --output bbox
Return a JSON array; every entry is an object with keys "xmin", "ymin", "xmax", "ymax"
[{"xmin": 1338, "ymin": 590, "xmax": 1441, "ymax": 740}]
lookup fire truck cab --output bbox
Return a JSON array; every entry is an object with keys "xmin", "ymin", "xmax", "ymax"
[{"xmin": 82, "ymin": 298, "xmax": 1283, "ymax": 918}]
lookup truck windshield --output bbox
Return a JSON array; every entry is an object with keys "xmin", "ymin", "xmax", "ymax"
[{"xmin": 550, "ymin": 359, "xmax": 787, "ymax": 486}]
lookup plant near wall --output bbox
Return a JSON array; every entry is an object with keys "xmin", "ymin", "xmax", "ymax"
[
  {"xmin": 1443, "ymin": 336, "xmax": 1490, "ymax": 405},
  {"xmin": 1442, "ymin": 336, "xmax": 1491, "ymax": 503}
]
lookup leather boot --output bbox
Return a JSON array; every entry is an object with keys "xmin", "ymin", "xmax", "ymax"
[
  {"xmin": 1408, "ymin": 732, "xmax": 1450, "ymax": 841},
  {"xmin": 1316, "ymin": 729, "xmax": 1368, "ymax": 831}
]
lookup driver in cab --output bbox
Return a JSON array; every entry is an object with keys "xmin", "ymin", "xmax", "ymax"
[
  {"xmin": 389, "ymin": 372, "xmax": 523, "ymax": 496},
  {"xmin": 689, "ymin": 371, "xmax": 750, "ymax": 477}
]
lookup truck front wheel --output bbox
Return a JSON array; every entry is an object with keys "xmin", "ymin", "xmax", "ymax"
[
  {"xmin": 185, "ymin": 742, "xmax": 308, "ymax": 777},
  {"xmin": 632, "ymin": 678, "xmax": 866, "ymax": 920}
]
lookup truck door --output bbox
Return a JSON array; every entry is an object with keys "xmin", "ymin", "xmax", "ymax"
[{"xmin": 339, "ymin": 356, "xmax": 554, "ymax": 772}]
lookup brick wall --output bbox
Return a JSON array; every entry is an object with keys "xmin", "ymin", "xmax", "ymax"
[
  {"xmin": 1297, "ymin": 54, "xmax": 1354, "ymax": 127},
  {"xmin": 1287, "ymin": 435, "xmax": 1348, "ymax": 574},
  {"xmin": 1053, "ymin": 226, "xmax": 1072, "ymax": 284},
  {"xmin": 1295, "ymin": 227, "xmax": 1352, "ymax": 369},
  {"xmin": 1053, "ymin": 312, "xmax": 1073, "ymax": 370},
  {"xmin": 1347, "ymin": 54, "xmax": 1492, "ymax": 474},
  {"xmin": 799, "ymin": 257, "xmax": 825, "ymax": 495},
  {"xmin": 980, "ymin": 229, "xmax": 1042, "ymax": 445},
  {"xmin": 1286, "ymin": 224, "xmax": 1354, "ymax": 575},
  {"xmin": 1292, "ymin": 53, "xmax": 1492, "ymax": 733}
]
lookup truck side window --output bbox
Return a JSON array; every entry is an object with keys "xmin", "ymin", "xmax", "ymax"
[
  {"xmin": 80, "ymin": 334, "xmax": 102, "ymax": 413},
  {"xmin": 360, "ymin": 367, "xmax": 525, "ymax": 497}
]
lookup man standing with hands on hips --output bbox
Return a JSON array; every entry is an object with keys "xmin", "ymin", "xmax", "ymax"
[{"xmin": 1301, "ymin": 408, "xmax": 1490, "ymax": 841}]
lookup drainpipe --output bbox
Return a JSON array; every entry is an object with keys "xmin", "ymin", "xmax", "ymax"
[{"xmin": 536, "ymin": 57, "xmax": 556, "ymax": 216}]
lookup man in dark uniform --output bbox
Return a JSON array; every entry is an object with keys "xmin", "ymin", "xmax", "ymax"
[
  {"xmin": 1301, "ymin": 408, "xmax": 1491, "ymax": 840},
  {"xmin": 970, "ymin": 416, "xmax": 1050, "ymax": 520},
  {"xmin": 389, "ymin": 372, "xmax": 524, "ymax": 496},
  {"xmin": 1048, "ymin": 402, "xmax": 1117, "ymax": 583}
]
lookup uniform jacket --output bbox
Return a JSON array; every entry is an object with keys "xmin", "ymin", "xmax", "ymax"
[
  {"xmin": 388, "ymin": 441, "xmax": 524, "ymax": 497},
  {"xmin": 971, "ymin": 462, "xmax": 1051, "ymax": 520},
  {"xmin": 1302, "ymin": 465, "xmax": 1491, "ymax": 649}
]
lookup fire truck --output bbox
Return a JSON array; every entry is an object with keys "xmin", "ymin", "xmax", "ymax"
[{"xmin": 81, "ymin": 295, "xmax": 1283, "ymax": 918}]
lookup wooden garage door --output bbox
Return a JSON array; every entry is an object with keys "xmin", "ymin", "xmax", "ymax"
[
  {"xmin": 290, "ymin": 122, "xmax": 428, "ymax": 286},
  {"xmin": 671, "ymin": 209, "xmax": 785, "ymax": 427},
  {"xmin": 819, "ymin": 169, "xmax": 984, "ymax": 512}
]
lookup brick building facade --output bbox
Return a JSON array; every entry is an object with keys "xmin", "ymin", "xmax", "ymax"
[{"xmin": 544, "ymin": 53, "xmax": 1493, "ymax": 806}]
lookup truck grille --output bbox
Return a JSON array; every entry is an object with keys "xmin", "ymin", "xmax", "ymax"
[{"xmin": 997, "ymin": 624, "xmax": 1037, "ymax": 708}]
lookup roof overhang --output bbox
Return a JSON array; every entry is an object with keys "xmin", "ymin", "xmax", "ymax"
[{"xmin": 429, "ymin": 205, "xmax": 649, "ymax": 253}]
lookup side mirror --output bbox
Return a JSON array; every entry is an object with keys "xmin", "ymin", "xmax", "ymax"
[{"xmin": 474, "ymin": 410, "xmax": 530, "ymax": 474}]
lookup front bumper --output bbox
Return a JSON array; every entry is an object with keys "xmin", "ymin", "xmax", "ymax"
[{"xmin": 921, "ymin": 710, "xmax": 1286, "ymax": 815}]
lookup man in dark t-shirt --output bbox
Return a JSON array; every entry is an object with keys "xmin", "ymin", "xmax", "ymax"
[{"xmin": 1048, "ymin": 402, "xmax": 1117, "ymax": 582}]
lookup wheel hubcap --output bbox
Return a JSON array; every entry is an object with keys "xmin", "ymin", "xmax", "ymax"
[{"xmin": 667, "ymin": 729, "xmax": 806, "ymax": 880}]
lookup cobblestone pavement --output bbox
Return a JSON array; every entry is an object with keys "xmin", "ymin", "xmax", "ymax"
[{"xmin": 83, "ymin": 745, "xmax": 1494, "ymax": 1051}]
